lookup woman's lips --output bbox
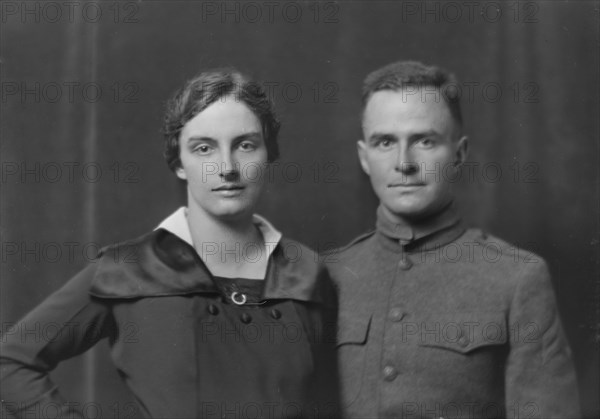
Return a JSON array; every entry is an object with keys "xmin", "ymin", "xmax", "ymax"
[
  {"xmin": 212, "ymin": 184, "xmax": 245, "ymax": 191},
  {"xmin": 212, "ymin": 184, "xmax": 246, "ymax": 197}
]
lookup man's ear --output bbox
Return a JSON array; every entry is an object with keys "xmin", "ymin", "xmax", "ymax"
[
  {"xmin": 357, "ymin": 140, "xmax": 371, "ymax": 175},
  {"xmin": 175, "ymin": 166, "xmax": 187, "ymax": 180},
  {"xmin": 455, "ymin": 135, "xmax": 469, "ymax": 167}
]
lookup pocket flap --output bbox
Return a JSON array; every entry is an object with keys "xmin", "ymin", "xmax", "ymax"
[
  {"xmin": 416, "ymin": 311, "xmax": 507, "ymax": 354},
  {"xmin": 337, "ymin": 313, "xmax": 372, "ymax": 346}
]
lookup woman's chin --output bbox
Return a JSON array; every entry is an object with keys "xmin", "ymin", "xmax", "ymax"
[{"xmin": 210, "ymin": 204, "xmax": 255, "ymax": 222}]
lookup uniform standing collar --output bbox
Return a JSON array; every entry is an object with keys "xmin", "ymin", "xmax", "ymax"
[{"xmin": 375, "ymin": 201, "xmax": 465, "ymax": 251}]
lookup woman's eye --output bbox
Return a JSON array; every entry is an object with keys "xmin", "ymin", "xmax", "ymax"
[
  {"xmin": 239, "ymin": 142, "xmax": 256, "ymax": 151},
  {"xmin": 194, "ymin": 145, "xmax": 211, "ymax": 154}
]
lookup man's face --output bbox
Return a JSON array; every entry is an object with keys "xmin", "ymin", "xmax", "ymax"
[
  {"xmin": 176, "ymin": 95, "xmax": 268, "ymax": 221},
  {"xmin": 358, "ymin": 88, "xmax": 468, "ymax": 222}
]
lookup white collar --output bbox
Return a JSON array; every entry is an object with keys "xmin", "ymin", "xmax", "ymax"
[{"xmin": 155, "ymin": 207, "xmax": 282, "ymax": 259}]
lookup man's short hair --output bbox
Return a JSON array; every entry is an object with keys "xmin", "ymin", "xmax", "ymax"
[
  {"xmin": 362, "ymin": 60, "xmax": 463, "ymax": 130},
  {"xmin": 163, "ymin": 68, "xmax": 281, "ymax": 172}
]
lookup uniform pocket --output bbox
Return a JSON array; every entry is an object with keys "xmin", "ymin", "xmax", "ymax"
[
  {"xmin": 336, "ymin": 314, "xmax": 372, "ymax": 408},
  {"xmin": 416, "ymin": 311, "xmax": 507, "ymax": 354}
]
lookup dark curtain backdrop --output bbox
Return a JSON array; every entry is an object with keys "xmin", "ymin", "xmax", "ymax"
[{"xmin": 2, "ymin": 1, "xmax": 598, "ymax": 417}]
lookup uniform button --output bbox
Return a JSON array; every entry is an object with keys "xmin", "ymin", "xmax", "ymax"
[
  {"xmin": 270, "ymin": 309, "xmax": 282, "ymax": 319},
  {"xmin": 382, "ymin": 365, "xmax": 398, "ymax": 381},
  {"xmin": 241, "ymin": 313, "xmax": 252, "ymax": 324},
  {"xmin": 398, "ymin": 257, "xmax": 412, "ymax": 270},
  {"xmin": 458, "ymin": 335, "xmax": 470, "ymax": 347},
  {"xmin": 207, "ymin": 304, "xmax": 219, "ymax": 315},
  {"xmin": 389, "ymin": 307, "xmax": 405, "ymax": 322}
]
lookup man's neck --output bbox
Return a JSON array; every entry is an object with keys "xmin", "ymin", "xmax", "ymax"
[
  {"xmin": 376, "ymin": 200, "xmax": 460, "ymax": 244},
  {"xmin": 379, "ymin": 201, "xmax": 453, "ymax": 227}
]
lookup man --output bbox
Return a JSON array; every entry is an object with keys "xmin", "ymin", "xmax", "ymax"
[{"xmin": 327, "ymin": 61, "xmax": 580, "ymax": 419}]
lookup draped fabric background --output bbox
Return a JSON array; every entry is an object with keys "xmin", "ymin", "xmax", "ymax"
[{"xmin": 2, "ymin": 1, "xmax": 598, "ymax": 417}]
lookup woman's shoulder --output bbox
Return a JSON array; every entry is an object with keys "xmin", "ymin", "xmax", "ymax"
[
  {"xmin": 91, "ymin": 229, "xmax": 202, "ymax": 299},
  {"xmin": 97, "ymin": 230, "xmax": 158, "ymax": 260},
  {"xmin": 273, "ymin": 236, "xmax": 337, "ymax": 306},
  {"xmin": 277, "ymin": 236, "xmax": 319, "ymax": 259},
  {"xmin": 275, "ymin": 236, "xmax": 325, "ymax": 274}
]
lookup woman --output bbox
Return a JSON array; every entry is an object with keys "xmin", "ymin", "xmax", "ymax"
[{"xmin": 1, "ymin": 69, "xmax": 339, "ymax": 418}]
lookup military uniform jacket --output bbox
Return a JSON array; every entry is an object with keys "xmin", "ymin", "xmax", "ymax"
[
  {"xmin": 327, "ymin": 204, "xmax": 579, "ymax": 419},
  {"xmin": 1, "ymin": 211, "xmax": 339, "ymax": 419}
]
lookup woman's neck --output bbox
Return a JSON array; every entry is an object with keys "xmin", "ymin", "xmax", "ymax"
[{"xmin": 186, "ymin": 203, "xmax": 267, "ymax": 279}]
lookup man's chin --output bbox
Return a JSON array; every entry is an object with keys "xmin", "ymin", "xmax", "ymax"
[
  {"xmin": 383, "ymin": 197, "xmax": 453, "ymax": 222},
  {"xmin": 382, "ymin": 201, "xmax": 434, "ymax": 222}
]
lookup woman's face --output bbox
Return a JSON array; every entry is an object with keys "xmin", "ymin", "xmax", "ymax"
[{"xmin": 176, "ymin": 95, "xmax": 268, "ymax": 221}]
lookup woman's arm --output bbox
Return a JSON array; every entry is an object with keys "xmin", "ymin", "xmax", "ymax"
[{"xmin": 1, "ymin": 263, "xmax": 115, "ymax": 418}]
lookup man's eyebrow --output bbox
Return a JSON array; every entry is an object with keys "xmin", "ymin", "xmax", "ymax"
[
  {"xmin": 407, "ymin": 129, "xmax": 441, "ymax": 140},
  {"xmin": 368, "ymin": 132, "xmax": 397, "ymax": 143}
]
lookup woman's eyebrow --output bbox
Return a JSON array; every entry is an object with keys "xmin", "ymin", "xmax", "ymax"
[
  {"xmin": 185, "ymin": 136, "xmax": 217, "ymax": 144},
  {"xmin": 233, "ymin": 132, "xmax": 262, "ymax": 141}
]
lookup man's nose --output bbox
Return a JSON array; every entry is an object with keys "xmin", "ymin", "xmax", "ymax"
[{"xmin": 395, "ymin": 144, "xmax": 418, "ymax": 175}]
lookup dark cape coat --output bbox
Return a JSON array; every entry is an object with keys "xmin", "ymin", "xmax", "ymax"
[{"xmin": 1, "ymin": 229, "xmax": 339, "ymax": 419}]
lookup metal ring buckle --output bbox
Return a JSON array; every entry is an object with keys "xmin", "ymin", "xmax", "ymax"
[{"xmin": 231, "ymin": 291, "xmax": 247, "ymax": 306}]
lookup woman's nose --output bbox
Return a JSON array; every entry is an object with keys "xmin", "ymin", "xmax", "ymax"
[{"xmin": 219, "ymin": 152, "xmax": 240, "ymax": 180}]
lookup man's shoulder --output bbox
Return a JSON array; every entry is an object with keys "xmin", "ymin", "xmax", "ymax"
[
  {"xmin": 323, "ymin": 229, "xmax": 377, "ymax": 261},
  {"xmin": 335, "ymin": 229, "xmax": 377, "ymax": 255},
  {"xmin": 458, "ymin": 228, "xmax": 547, "ymax": 266},
  {"xmin": 450, "ymin": 228, "xmax": 552, "ymax": 296}
]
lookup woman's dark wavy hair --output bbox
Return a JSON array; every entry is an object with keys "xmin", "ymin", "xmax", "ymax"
[{"xmin": 163, "ymin": 68, "xmax": 281, "ymax": 172}]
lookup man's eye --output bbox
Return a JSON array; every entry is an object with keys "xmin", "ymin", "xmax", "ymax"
[
  {"xmin": 376, "ymin": 139, "xmax": 394, "ymax": 149},
  {"xmin": 416, "ymin": 138, "xmax": 435, "ymax": 148}
]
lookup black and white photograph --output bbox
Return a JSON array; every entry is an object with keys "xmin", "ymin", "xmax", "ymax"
[{"xmin": 1, "ymin": 1, "xmax": 598, "ymax": 418}]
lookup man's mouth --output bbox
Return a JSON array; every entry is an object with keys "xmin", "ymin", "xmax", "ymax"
[{"xmin": 388, "ymin": 182, "xmax": 426, "ymax": 188}]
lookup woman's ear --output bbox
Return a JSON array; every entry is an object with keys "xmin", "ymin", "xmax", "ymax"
[{"xmin": 175, "ymin": 166, "xmax": 187, "ymax": 180}]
